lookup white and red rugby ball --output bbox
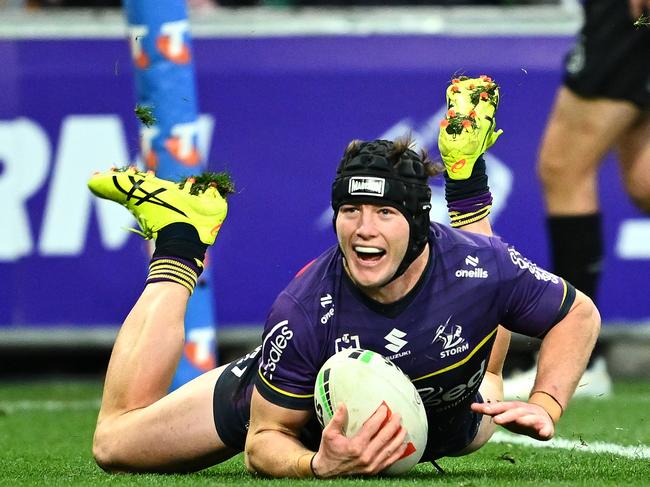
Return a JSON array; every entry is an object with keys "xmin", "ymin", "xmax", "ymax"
[{"xmin": 313, "ymin": 348, "xmax": 428, "ymax": 475}]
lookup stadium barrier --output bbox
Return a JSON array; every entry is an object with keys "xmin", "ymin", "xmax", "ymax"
[{"xmin": 1, "ymin": 6, "xmax": 649, "ymax": 363}]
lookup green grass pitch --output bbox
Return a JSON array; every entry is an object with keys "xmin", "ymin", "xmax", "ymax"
[{"xmin": 0, "ymin": 380, "xmax": 648, "ymax": 486}]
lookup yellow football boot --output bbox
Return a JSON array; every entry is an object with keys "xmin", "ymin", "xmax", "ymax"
[
  {"xmin": 438, "ymin": 75, "xmax": 503, "ymax": 180},
  {"xmin": 87, "ymin": 167, "xmax": 228, "ymax": 245}
]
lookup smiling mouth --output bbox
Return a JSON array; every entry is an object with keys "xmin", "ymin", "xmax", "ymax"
[{"xmin": 353, "ymin": 245, "xmax": 386, "ymax": 263}]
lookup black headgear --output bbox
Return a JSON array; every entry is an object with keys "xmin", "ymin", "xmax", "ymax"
[{"xmin": 331, "ymin": 139, "xmax": 432, "ymax": 284}]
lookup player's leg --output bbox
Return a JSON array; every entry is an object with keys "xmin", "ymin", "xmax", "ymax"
[
  {"xmin": 92, "ymin": 286, "xmax": 237, "ymax": 473},
  {"xmin": 88, "ymin": 168, "xmax": 237, "ymax": 472},
  {"xmin": 539, "ymin": 94, "xmax": 640, "ymax": 291},
  {"xmin": 537, "ymin": 87, "xmax": 640, "ymax": 300},
  {"xmin": 538, "ymin": 88, "xmax": 640, "ymax": 215},
  {"xmin": 505, "ymin": 89, "xmax": 642, "ymax": 399},
  {"xmin": 617, "ymin": 113, "xmax": 650, "ymax": 214}
]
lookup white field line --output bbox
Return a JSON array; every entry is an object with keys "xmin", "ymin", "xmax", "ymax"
[
  {"xmin": 0, "ymin": 399, "xmax": 101, "ymax": 413},
  {"xmin": 2, "ymin": 400, "xmax": 649, "ymax": 461},
  {"xmin": 492, "ymin": 431, "xmax": 650, "ymax": 460}
]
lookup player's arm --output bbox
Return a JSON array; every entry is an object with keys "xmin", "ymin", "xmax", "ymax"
[
  {"xmin": 473, "ymin": 291, "xmax": 599, "ymax": 440},
  {"xmin": 245, "ymin": 388, "xmax": 407, "ymax": 478},
  {"xmin": 530, "ymin": 290, "xmax": 599, "ymax": 423},
  {"xmin": 471, "ymin": 235, "xmax": 600, "ymax": 440},
  {"xmin": 245, "ymin": 388, "xmax": 314, "ymax": 477}
]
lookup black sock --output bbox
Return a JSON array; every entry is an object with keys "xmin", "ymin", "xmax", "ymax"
[
  {"xmin": 153, "ymin": 223, "xmax": 208, "ymax": 265},
  {"xmin": 547, "ymin": 213, "xmax": 605, "ymax": 363},
  {"xmin": 547, "ymin": 214, "xmax": 603, "ymax": 301}
]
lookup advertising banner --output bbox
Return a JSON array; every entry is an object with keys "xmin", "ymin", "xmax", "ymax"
[{"xmin": 1, "ymin": 35, "xmax": 648, "ymax": 331}]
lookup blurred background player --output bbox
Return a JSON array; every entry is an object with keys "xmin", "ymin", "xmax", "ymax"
[{"xmin": 504, "ymin": 0, "xmax": 650, "ymax": 399}]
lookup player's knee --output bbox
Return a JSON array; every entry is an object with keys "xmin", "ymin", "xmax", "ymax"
[
  {"xmin": 92, "ymin": 424, "xmax": 123, "ymax": 473},
  {"xmin": 537, "ymin": 144, "xmax": 569, "ymax": 192}
]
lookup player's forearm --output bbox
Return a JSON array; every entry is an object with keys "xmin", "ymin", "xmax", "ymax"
[
  {"xmin": 245, "ymin": 429, "xmax": 314, "ymax": 478},
  {"xmin": 531, "ymin": 291, "xmax": 600, "ymax": 419}
]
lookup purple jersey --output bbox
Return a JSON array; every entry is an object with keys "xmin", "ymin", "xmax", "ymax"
[
  {"xmin": 256, "ymin": 224, "xmax": 572, "ymax": 405},
  {"xmin": 247, "ymin": 223, "xmax": 574, "ymax": 456}
]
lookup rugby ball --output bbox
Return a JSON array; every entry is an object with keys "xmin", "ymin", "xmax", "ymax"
[{"xmin": 313, "ymin": 348, "xmax": 428, "ymax": 475}]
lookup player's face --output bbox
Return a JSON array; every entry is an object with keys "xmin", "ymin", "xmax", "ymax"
[{"xmin": 336, "ymin": 203, "xmax": 409, "ymax": 289}]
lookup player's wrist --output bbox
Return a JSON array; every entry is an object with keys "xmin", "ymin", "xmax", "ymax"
[
  {"xmin": 310, "ymin": 452, "xmax": 322, "ymax": 478},
  {"xmin": 528, "ymin": 390, "xmax": 564, "ymax": 424},
  {"xmin": 297, "ymin": 452, "xmax": 321, "ymax": 478}
]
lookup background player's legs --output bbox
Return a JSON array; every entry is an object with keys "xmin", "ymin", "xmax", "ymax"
[
  {"xmin": 503, "ymin": 88, "xmax": 642, "ymax": 399},
  {"xmin": 538, "ymin": 87, "xmax": 640, "ymax": 214},
  {"xmin": 93, "ymin": 282, "xmax": 236, "ymax": 472},
  {"xmin": 538, "ymin": 88, "xmax": 639, "ymax": 301},
  {"xmin": 617, "ymin": 114, "xmax": 650, "ymax": 214}
]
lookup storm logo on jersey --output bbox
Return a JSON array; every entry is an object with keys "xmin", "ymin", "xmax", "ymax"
[{"xmin": 433, "ymin": 318, "xmax": 469, "ymax": 358}]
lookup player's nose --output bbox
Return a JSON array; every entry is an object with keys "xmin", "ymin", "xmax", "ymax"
[{"xmin": 355, "ymin": 207, "xmax": 379, "ymax": 238}]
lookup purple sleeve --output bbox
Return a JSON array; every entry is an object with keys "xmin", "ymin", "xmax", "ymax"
[
  {"xmin": 494, "ymin": 239, "xmax": 575, "ymax": 337},
  {"xmin": 255, "ymin": 291, "xmax": 323, "ymax": 410}
]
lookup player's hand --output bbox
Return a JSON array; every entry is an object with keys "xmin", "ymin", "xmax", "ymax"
[
  {"xmin": 312, "ymin": 403, "xmax": 409, "ymax": 477},
  {"xmin": 471, "ymin": 400, "xmax": 555, "ymax": 441}
]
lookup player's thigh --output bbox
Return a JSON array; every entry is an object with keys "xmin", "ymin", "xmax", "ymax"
[
  {"xmin": 538, "ymin": 88, "xmax": 637, "ymax": 181},
  {"xmin": 94, "ymin": 364, "xmax": 238, "ymax": 472},
  {"xmin": 538, "ymin": 88, "xmax": 640, "ymax": 213},
  {"xmin": 616, "ymin": 113, "xmax": 650, "ymax": 212}
]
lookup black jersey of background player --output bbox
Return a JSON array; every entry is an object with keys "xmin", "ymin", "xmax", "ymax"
[{"xmin": 228, "ymin": 223, "xmax": 574, "ymax": 455}]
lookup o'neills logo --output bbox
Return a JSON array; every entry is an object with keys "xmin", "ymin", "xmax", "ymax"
[{"xmin": 348, "ymin": 177, "xmax": 385, "ymax": 197}]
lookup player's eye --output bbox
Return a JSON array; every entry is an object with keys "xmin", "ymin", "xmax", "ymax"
[
  {"xmin": 378, "ymin": 207, "xmax": 396, "ymax": 216},
  {"xmin": 340, "ymin": 205, "xmax": 359, "ymax": 214}
]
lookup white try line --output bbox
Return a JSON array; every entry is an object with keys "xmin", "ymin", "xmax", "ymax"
[
  {"xmin": 2, "ymin": 400, "xmax": 649, "ymax": 461},
  {"xmin": 0, "ymin": 399, "xmax": 101, "ymax": 413},
  {"xmin": 492, "ymin": 431, "xmax": 650, "ymax": 460}
]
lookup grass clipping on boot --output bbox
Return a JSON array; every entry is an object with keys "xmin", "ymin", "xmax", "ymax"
[{"xmin": 179, "ymin": 172, "xmax": 236, "ymax": 199}]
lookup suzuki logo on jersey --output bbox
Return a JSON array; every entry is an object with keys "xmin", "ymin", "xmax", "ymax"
[
  {"xmin": 335, "ymin": 333, "xmax": 360, "ymax": 352},
  {"xmin": 348, "ymin": 177, "xmax": 385, "ymax": 197},
  {"xmin": 433, "ymin": 318, "xmax": 469, "ymax": 358},
  {"xmin": 157, "ymin": 20, "xmax": 191, "ymax": 64},
  {"xmin": 455, "ymin": 254, "xmax": 488, "ymax": 279},
  {"xmin": 261, "ymin": 320, "xmax": 294, "ymax": 380},
  {"xmin": 384, "ymin": 328, "xmax": 408, "ymax": 353}
]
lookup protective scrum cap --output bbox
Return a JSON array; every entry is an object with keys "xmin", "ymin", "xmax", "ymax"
[{"xmin": 331, "ymin": 139, "xmax": 432, "ymax": 283}]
